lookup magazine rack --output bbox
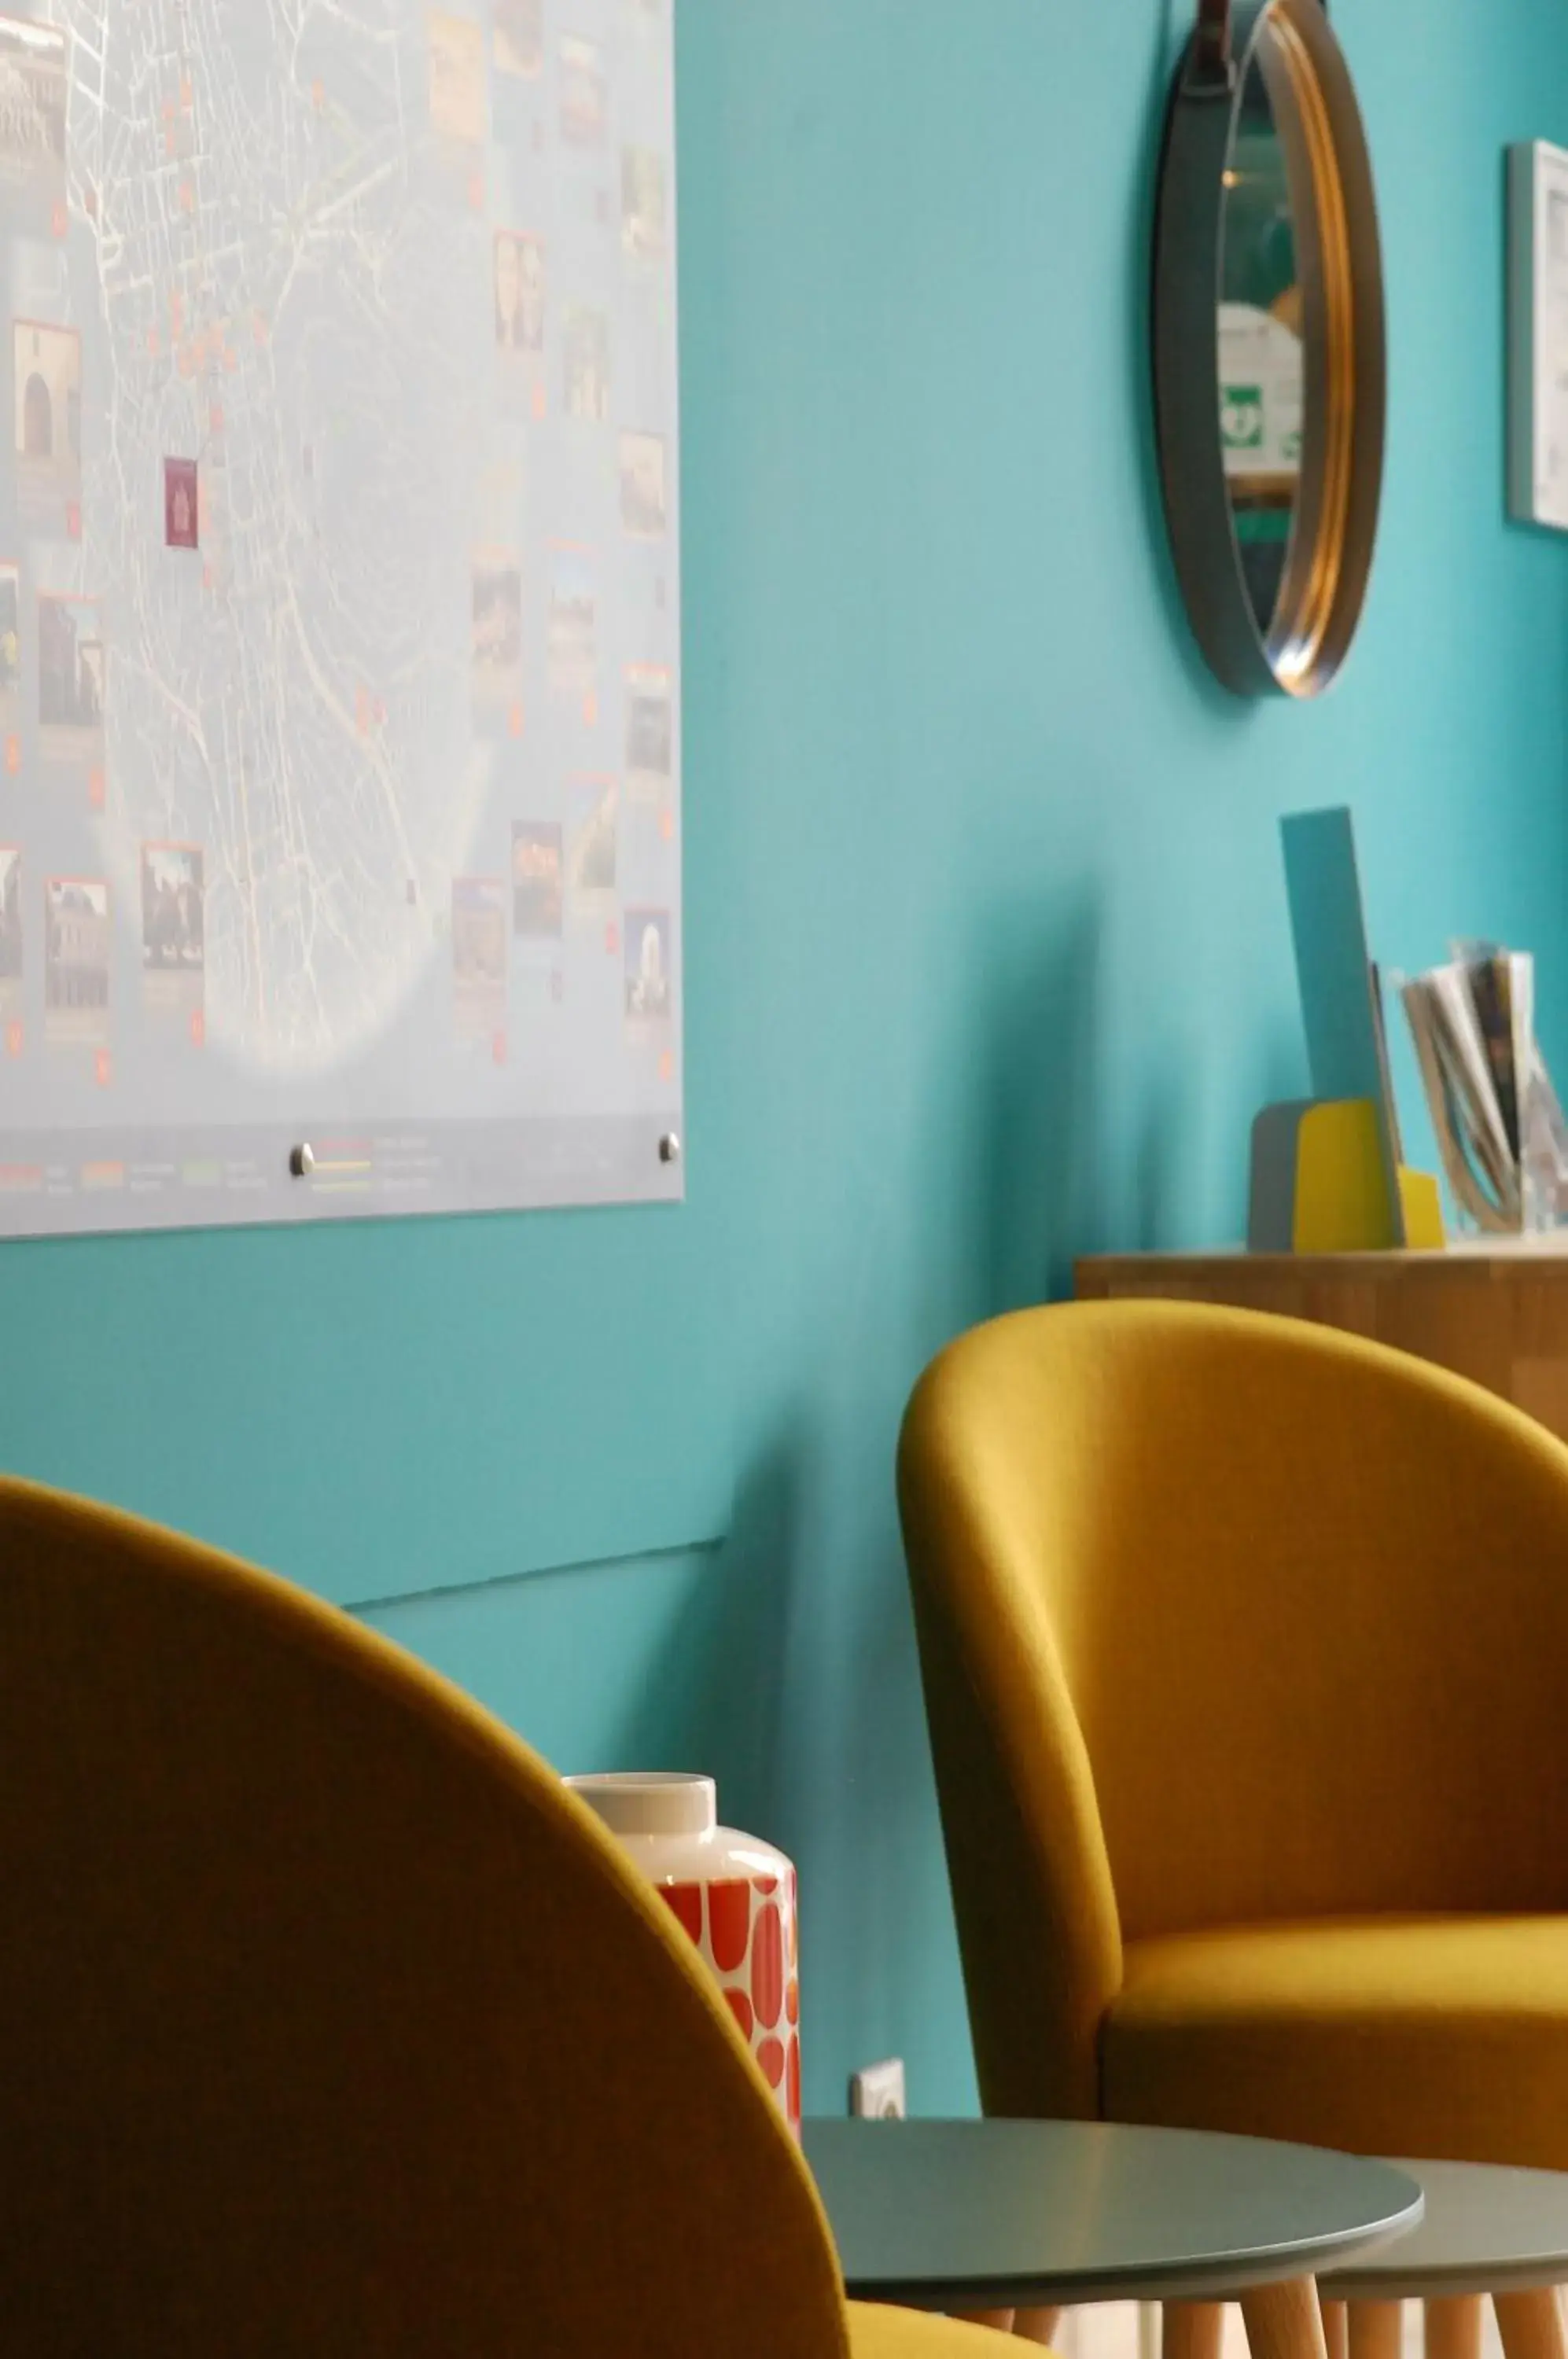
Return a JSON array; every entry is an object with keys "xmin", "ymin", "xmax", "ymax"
[{"xmin": 1249, "ymin": 1097, "xmax": 1445, "ymax": 1254}]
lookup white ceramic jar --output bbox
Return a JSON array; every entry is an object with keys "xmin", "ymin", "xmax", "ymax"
[{"xmin": 568, "ymin": 1771, "xmax": 801, "ymax": 2134}]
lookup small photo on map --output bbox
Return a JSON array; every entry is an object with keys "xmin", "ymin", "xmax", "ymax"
[
  {"xmin": 548, "ymin": 546, "xmax": 596, "ymax": 692},
  {"xmin": 141, "ymin": 845, "xmax": 203, "ymax": 972},
  {"xmin": 0, "ymin": 845, "xmax": 21, "ymax": 1007},
  {"xmin": 0, "ymin": 17, "xmax": 66, "ymax": 200},
  {"xmin": 620, "ymin": 432, "xmax": 667, "ymax": 537},
  {"xmin": 429, "ymin": 11, "xmax": 487, "ymax": 145},
  {"xmin": 512, "ymin": 822, "xmax": 563, "ymax": 938},
  {"xmin": 0, "ymin": 561, "xmax": 20, "ymax": 729},
  {"xmin": 494, "ymin": 0, "xmax": 542, "ymax": 79},
  {"xmin": 164, "ymin": 458, "xmax": 199, "ymax": 550},
  {"xmin": 44, "ymin": 875, "xmax": 109, "ymax": 1047},
  {"xmin": 563, "ymin": 307, "xmax": 610, "ymax": 422},
  {"xmin": 473, "ymin": 551, "xmax": 524, "ymax": 713},
  {"xmin": 622, "ymin": 147, "xmax": 668, "ymax": 260},
  {"xmin": 567, "ymin": 777, "xmax": 618, "ymax": 909},
  {"xmin": 14, "ymin": 317, "xmax": 79, "ymax": 508},
  {"xmin": 625, "ymin": 664, "xmax": 672, "ymax": 800},
  {"xmin": 559, "ymin": 35, "xmax": 605, "ymax": 145},
  {"xmin": 624, "ymin": 907, "xmax": 672, "ymax": 1025},
  {"xmin": 141, "ymin": 843, "xmax": 204, "ymax": 1032},
  {"xmin": 495, "ymin": 230, "xmax": 544, "ymax": 354},
  {"xmin": 37, "ymin": 594, "xmax": 103, "ymax": 763},
  {"xmin": 451, "ymin": 877, "xmax": 507, "ymax": 1038}
]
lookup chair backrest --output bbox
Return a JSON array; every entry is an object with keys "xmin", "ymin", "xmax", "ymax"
[
  {"xmin": 0, "ymin": 1477, "xmax": 848, "ymax": 2359},
  {"xmin": 899, "ymin": 1299, "xmax": 1568, "ymax": 2120}
]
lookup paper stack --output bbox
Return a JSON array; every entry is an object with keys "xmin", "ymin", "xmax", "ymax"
[{"xmin": 1402, "ymin": 948, "xmax": 1565, "ymax": 1235}]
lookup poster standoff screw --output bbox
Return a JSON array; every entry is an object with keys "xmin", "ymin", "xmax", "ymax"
[
  {"xmin": 659, "ymin": 1134, "xmax": 681, "ymax": 1166},
  {"xmin": 289, "ymin": 1143, "xmax": 316, "ymax": 1179}
]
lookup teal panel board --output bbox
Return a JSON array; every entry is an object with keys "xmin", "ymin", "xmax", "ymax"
[
  {"xmin": 357, "ymin": 1544, "xmax": 730, "ymax": 1775},
  {"xmin": 1282, "ymin": 808, "xmax": 1386, "ymax": 1106},
  {"xmin": 0, "ymin": 1209, "xmax": 733, "ymax": 1606}
]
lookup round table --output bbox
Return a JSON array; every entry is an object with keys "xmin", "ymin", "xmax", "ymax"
[
  {"xmin": 804, "ymin": 2119, "xmax": 1423, "ymax": 2317},
  {"xmin": 1323, "ymin": 2162, "xmax": 1568, "ymax": 2300}
]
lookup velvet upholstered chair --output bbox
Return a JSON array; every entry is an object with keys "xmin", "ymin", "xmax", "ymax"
[
  {"xmin": 900, "ymin": 1299, "xmax": 1568, "ymax": 2359},
  {"xmin": 0, "ymin": 1474, "xmax": 1004, "ymax": 2359}
]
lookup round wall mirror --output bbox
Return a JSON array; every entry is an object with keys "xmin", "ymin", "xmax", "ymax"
[{"xmin": 1154, "ymin": 0, "xmax": 1385, "ymax": 698}]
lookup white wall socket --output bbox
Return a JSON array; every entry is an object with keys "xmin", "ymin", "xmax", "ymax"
[{"xmin": 849, "ymin": 2058, "xmax": 907, "ymax": 2119}]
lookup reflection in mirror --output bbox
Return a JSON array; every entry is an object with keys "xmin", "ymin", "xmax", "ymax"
[{"xmin": 1218, "ymin": 54, "xmax": 1303, "ymax": 638}]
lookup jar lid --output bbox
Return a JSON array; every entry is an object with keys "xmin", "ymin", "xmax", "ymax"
[{"xmin": 567, "ymin": 1771, "xmax": 717, "ymax": 1838}]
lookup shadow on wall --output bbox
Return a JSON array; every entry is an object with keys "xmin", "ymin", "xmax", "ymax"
[
  {"xmin": 967, "ymin": 889, "xmax": 1108, "ymax": 1316},
  {"xmin": 612, "ymin": 1433, "xmax": 805, "ymax": 1842},
  {"xmin": 966, "ymin": 876, "xmax": 1306, "ymax": 1294}
]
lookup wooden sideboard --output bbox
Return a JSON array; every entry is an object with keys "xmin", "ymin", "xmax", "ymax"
[{"xmin": 1075, "ymin": 1245, "xmax": 1568, "ymax": 1448}]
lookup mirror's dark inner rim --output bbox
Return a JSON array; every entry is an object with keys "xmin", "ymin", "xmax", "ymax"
[{"xmin": 1152, "ymin": 0, "xmax": 1383, "ymax": 701}]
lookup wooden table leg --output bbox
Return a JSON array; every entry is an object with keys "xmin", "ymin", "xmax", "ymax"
[
  {"xmin": 1242, "ymin": 2280, "xmax": 1331, "ymax": 2359},
  {"xmin": 1014, "ymin": 2308, "xmax": 1066, "ymax": 2344},
  {"xmin": 1323, "ymin": 2298, "xmax": 1349, "ymax": 2359},
  {"xmin": 1166, "ymin": 2299, "xmax": 1227, "ymax": 2359},
  {"xmin": 1346, "ymin": 2303, "xmax": 1404, "ymax": 2359},
  {"xmin": 1496, "ymin": 2291, "xmax": 1568, "ymax": 2359},
  {"xmin": 1426, "ymin": 2300, "xmax": 1484, "ymax": 2359}
]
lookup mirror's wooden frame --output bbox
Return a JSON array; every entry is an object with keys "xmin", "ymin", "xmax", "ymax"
[{"xmin": 1154, "ymin": 0, "xmax": 1385, "ymax": 698}]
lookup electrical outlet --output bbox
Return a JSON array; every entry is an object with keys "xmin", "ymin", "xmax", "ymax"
[{"xmin": 849, "ymin": 2058, "xmax": 907, "ymax": 2120}]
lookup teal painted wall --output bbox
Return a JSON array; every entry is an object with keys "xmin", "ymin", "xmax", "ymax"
[{"xmin": 8, "ymin": 0, "xmax": 1568, "ymax": 2116}]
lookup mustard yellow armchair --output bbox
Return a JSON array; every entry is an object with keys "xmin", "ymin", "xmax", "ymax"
[
  {"xmin": 0, "ymin": 1474, "xmax": 1002, "ymax": 2359},
  {"xmin": 900, "ymin": 1301, "xmax": 1568, "ymax": 2348}
]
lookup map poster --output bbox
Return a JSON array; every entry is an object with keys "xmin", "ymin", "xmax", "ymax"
[{"xmin": 0, "ymin": 0, "xmax": 683, "ymax": 1238}]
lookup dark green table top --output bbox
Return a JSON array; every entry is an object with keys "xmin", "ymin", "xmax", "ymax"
[
  {"xmin": 1324, "ymin": 2159, "xmax": 1568, "ymax": 2299},
  {"xmin": 803, "ymin": 2120, "xmax": 1423, "ymax": 2313}
]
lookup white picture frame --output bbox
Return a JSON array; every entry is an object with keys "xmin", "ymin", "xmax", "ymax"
[{"xmin": 1509, "ymin": 140, "xmax": 1568, "ymax": 531}]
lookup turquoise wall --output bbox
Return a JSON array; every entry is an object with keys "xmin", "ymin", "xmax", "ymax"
[{"xmin": 7, "ymin": 0, "xmax": 1568, "ymax": 2116}]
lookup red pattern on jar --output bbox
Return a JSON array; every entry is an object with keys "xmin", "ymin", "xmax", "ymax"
[
  {"xmin": 751, "ymin": 1901, "xmax": 784, "ymax": 2029},
  {"xmin": 661, "ymin": 1883, "xmax": 703, "ymax": 1945},
  {"xmin": 709, "ymin": 1880, "xmax": 752, "ymax": 1973},
  {"xmin": 724, "ymin": 1987, "xmax": 754, "ymax": 2042}
]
